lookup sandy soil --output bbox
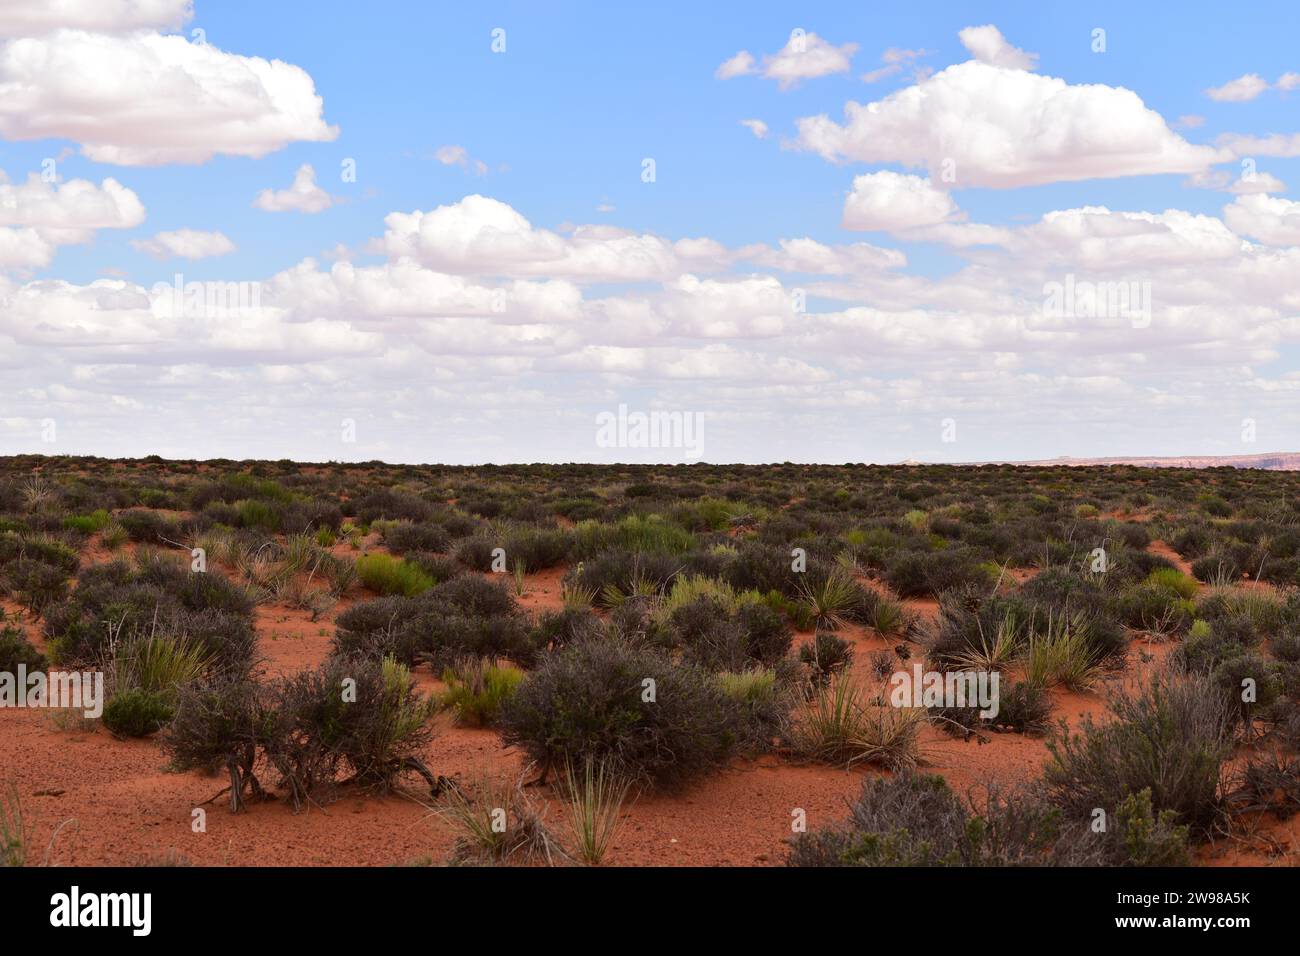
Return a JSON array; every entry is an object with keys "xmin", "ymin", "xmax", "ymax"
[{"xmin": 2, "ymin": 555, "xmax": 1295, "ymax": 867}]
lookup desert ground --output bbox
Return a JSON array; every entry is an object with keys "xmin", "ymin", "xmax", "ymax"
[{"xmin": 1, "ymin": 456, "xmax": 1297, "ymax": 867}]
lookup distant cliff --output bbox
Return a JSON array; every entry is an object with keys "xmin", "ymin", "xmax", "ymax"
[{"xmin": 992, "ymin": 452, "xmax": 1300, "ymax": 470}]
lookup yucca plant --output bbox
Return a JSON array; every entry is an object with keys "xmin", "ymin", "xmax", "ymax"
[
  {"xmin": 100, "ymin": 523, "xmax": 129, "ymax": 550},
  {"xmin": 111, "ymin": 634, "xmax": 213, "ymax": 697},
  {"xmin": 1022, "ymin": 612, "xmax": 1102, "ymax": 691},
  {"xmin": 798, "ymin": 568, "xmax": 861, "ymax": 630},
  {"xmin": 561, "ymin": 579, "xmax": 597, "ymax": 610},
  {"xmin": 599, "ymin": 570, "xmax": 661, "ymax": 609},
  {"xmin": 561, "ymin": 758, "xmax": 631, "ymax": 866},
  {"xmin": 20, "ymin": 475, "xmax": 52, "ymax": 511},
  {"xmin": 949, "ymin": 608, "xmax": 1023, "ymax": 671},
  {"xmin": 787, "ymin": 677, "xmax": 921, "ymax": 769},
  {"xmin": 436, "ymin": 774, "xmax": 556, "ymax": 865},
  {"xmin": 323, "ymin": 554, "xmax": 357, "ymax": 596},
  {"xmin": 866, "ymin": 595, "xmax": 907, "ymax": 638},
  {"xmin": 512, "ymin": 559, "xmax": 527, "ymax": 597}
]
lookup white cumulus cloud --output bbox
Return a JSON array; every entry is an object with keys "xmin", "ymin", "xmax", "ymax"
[
  {"xmin": 716, "ymin": 32, "xmax": 857, "ymax": 89},
  {"xmin": 795, "ymin": 57, "xmax": 1219, "ymax": 188},
  {"xmin": 253, "ymin": 164, "xmax": 335, "ymax": 214},
  {"xmin": 1224, "ymin": 193, "xmax": 1300, "ymax": 246},
  {"xmin": 131, "ymin": 228, "xmax": 236, "ymax": 260},
  {"xmin": 0, "ymin": 30, "xmax": 337, "ymax": 165},
  {"xmin": 0, "ymin": 0, "xmax": 192, "ymax": 36},
  {"xmin": 1206, "ymin": 73, "xmax": 1270, "ymax": 102},
  {"xmin": 957, "ymin": 25, "xmax": 1038, "ymax": 70}
]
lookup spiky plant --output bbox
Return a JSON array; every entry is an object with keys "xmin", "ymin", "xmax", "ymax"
[{"xmin": 561, "ymin": 758, "xmax": 631, "ymax": 866}]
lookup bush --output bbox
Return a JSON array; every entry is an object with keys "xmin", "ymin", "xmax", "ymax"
[
  {"xmin": 569, "ymin": 550, "xmax": 682, "ymax": 607},
  {"xmin": 268, "ymin": 655, "xmax": 438, "ymax": 806},
  {"xmin": 164, "ymin": 676, "xmax": 271, "ymax": 812},
  {"xmin": 356, "ymin": 553, "xmax": 434, "ymax": 597},
  {"xmin": 884, "ymin": 548, "xmax": 994, "ymax": 598},
  {"xmin": 1114, "ymin": 584, "xmax": 1194, "ymax": 635},
  {"xmin": 531, "ymin": 606, "xmax": 604, "ymax": 652},
  {"xmin": 501, "ymin": 638, "xmax": 740, "ymax": 789},
  {"xmin": 932, "ymin": 679, "xmax": 1051, "ymax": 737},
  {"xmin": 717, "ymin": 667, "xmax": 791, "ymax": 750},
  {"xmin": 663, "ymin": 593, "xmax": 793, "ymax": 671},
  {"xmin": 438, "ymin": 660, "xmax": 524, "ymax": 727},
  {"xmin": 1044, "ymin": 671, "xmax": 1233, "ymax": 833},
  {"xmin": 42, "ymin": 557, "xmax": 255, "ymax": 674},
  {"xmin": 383, "ymin": 521, "xmax": 450, "ymax": 556},
  {"xmin": 103, "ymin": 688, "xmax": 175, "ymax": 737},
  {"xmin": 1, "ymin": 558, "xmax": 69, "ymax": 612},
  {"xmin": 799, "ymin": 630, "xmax": 855, "ymax": 686},
  {"xmin": 117, "ymin": 509, "xmax": 180, "ymax": 544},
  {"xmin": 333, "ymin": 578, "xmax": 532, "ymax": 668},
  {"xmin": 787, "ymin": 774, "xmax": 1187, "ymax": 867},
  {"xmin": 504, "ymin": 527, "xmax": 571, "ymax": 571},
  {"xmin": 454, "ymin": 536, "xmax": 497, "ymax": 571},
  {"xmin": 723, "ymin": 540, "xmax": 815, "ymax": 598},
  {"xmin": 0, "ymin": 615, "xmax": 45, "ymax": 672}
]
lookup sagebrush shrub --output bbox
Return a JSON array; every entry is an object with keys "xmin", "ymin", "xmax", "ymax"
[
  {"xmin": 1044, "ymin": 671, "xmax": 1233, "ymax": 833},
  {"xmin": 501, "ymin": 638, "xmax": 740, "ymax": 789},
  {"xmin": 0, "ymin": 615, "xmax": 45, "ymax": 672}
]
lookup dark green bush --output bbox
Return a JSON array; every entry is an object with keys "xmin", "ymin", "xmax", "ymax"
[
  {"xmin": 501, "ymin": 638, "xmax": 740, "ymax": 789},
  {"xmin": 1, "ymin": 558, "xmax": 70, "ymax": 612},
  {"xmin": 103, "ymin": 688, "xmax": 174, "ymax": 737},
  {"xmin": 0, "ymin": 615, "xmax": 45, "ymax": 672}
]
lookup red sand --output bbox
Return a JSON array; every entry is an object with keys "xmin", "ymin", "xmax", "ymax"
[{"xmin": 2, "ymin": 559, "xmax": 1294, "ymax": 867}]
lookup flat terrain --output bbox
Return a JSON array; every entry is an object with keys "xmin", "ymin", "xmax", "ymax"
[{"xmin": 1, "ymin": 457, "xmax": 1297, "ymax": 866}]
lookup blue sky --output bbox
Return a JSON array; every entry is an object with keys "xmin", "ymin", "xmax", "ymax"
[{"xmin": 2, "ymin": 1, "xmax": 1300, "ymax": 463}]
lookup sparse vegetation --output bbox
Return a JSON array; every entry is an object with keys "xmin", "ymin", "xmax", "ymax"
[{"xmin": 2, "ymin": 455, "xmax": 1299, "ymax": 869}]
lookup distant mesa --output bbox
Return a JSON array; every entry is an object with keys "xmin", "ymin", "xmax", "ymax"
[{"xmin": 967, "ymin": 452, "xmax": 1300, "ymax": 471}]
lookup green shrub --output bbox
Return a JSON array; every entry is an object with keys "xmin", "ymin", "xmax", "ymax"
[
  {"xmin": 438, "ymin": 660, "xmax": 523, "ymax": 727},
  {"xmin": 1044, "ymin": 671, "xmax": 1233, "ymax": 833},
  {"xmin": 1, "ymin": 558, "xmax": 69, "ymax": 612},
  {"xmin": 501, "ymin": 638, "xmax": 740, "ymax": 789},
  {"xmin": 63, "ymin": 510, "xmax": 112, "ymax": 534},
  {"xmin": 799, "ymin": 630, "xmax": 854, "ymax": 686},
  {"xmin": 356, "ymin": 553, "xmax": 435, "ymax": 597},
  {"xmin": 103, "ymin": 688, "xmax": 175, "ymax": 737},
  {"xmin": 1144, "ymin": 567, "xmax": 1198, "ymax": 599},
  {"xmin": 717, "ymin": 667, "xmax": 791, "ymax": 749},
  {"xmin": 0, "ymin": 614, "xmax": 45, "ymax": 672}
]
